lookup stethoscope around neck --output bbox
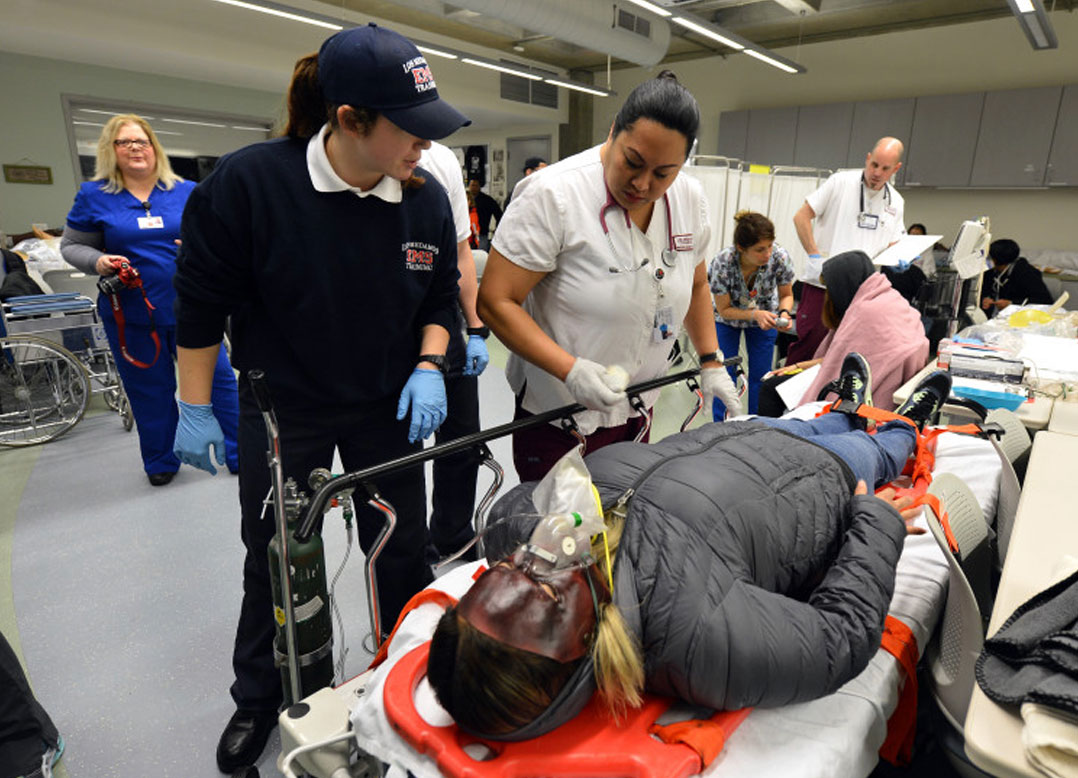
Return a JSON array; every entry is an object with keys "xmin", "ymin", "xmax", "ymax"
[
  {"xmin": 599, "ymin": 186, "xmax": 678, "ymax": 275},
  {"xmin": 859, "ymin": 175, "xmax": 891, "ymax": 213}
]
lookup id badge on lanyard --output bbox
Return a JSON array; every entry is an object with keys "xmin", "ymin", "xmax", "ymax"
[
  {"xmin": 857, "ymin": 212, "xmax": 879, "ymax": 230},
  {"xmin": 652, "ymin": 305, "xmax": 675, "ymax": 343},
  {"xmin": 138, "ymin": 215, "xmax": 164, "ymax": 230}
]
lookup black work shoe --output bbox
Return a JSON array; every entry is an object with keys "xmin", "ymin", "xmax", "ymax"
[
  {"xmin": 147, "ymin": 471, "xmax": 176, "ymax": 486},
  {"xmin": 834, "ymin": 352, "xmax": 872, "ymax": 408},
  {"xmin": 895, "ymin": 370, "xmax": 953, "ymax": 429},
  {"xmin": 216, "ymin": 709, "xmax": 277, "ymax": 773}
]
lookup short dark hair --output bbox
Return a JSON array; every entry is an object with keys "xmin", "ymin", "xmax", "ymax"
[
  {"xmin": 989, "ymin": 238, "xmax": 1020, "ymax": 265},
  {"xmin": 908, "ymin": 223, "xmax": 927, "ymax": 235},
  {"xmin": 611, "ymin": 71, "xmax": 699, "ymax": 158},
  {"xmin": 523, "ymin": 157, "xmax": 546, "ymax": 174}
]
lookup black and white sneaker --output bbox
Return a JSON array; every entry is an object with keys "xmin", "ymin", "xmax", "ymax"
[
  {"xmin": 833, "ymin": 352, "xmax": 872, "ymax": 408},
  {"xmin": 895, "ymin": 370, "xmax": 953, "ymax": 429}
]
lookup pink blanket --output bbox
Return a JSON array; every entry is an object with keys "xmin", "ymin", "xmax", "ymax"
[{"xmin": 801, "ymin": 273, "xmax": 929, "ymax": 410}]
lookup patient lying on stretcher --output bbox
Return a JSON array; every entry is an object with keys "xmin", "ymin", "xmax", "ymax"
[{"xmin": 426, "ymin": 355, "xmax": 954, "ymax": 741}]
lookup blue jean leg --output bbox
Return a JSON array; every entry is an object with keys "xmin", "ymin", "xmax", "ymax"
[
  {"xmin": 713, "ymin": 322, "xmax": 778, "ymax": 418},
  {"xmin": 757, "ymin": 414, "xmax": 917, "ymax": 488}
]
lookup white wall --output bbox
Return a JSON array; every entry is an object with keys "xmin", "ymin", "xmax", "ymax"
[
  {"xmin": 594, "ymin": 12, "xmax": 1078, "ymax": 251},
  {"xmin": 0, "ymin": 51, "xmax": 283, "ymax": 236}
]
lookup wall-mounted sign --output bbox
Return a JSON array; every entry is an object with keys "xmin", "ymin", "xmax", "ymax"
[{"xmin": 3, "ymin": 164, "xmax": 53, "ymax": 185}]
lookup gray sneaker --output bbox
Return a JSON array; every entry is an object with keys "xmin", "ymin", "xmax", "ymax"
[
  {"xmin": 834, "ymin": 352, "xmax": 872, "ymax": 408},
  {"xmin": 896, "ymin": 370, "xmax": 953, "ymax": 428}
]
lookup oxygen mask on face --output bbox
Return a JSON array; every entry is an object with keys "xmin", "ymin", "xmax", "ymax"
[{"xmin": 522, "ymin": 511, "xmax": 596, "ymax": 574}]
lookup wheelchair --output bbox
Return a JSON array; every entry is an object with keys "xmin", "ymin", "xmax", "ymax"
[{"xmin": 0, "ymin": 292, "xmax": 132, "ymax": 446}]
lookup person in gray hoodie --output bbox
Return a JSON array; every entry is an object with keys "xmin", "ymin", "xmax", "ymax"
[{"xmin": 427, "ymin": 358, "xmax": 952, "ymax": 741}]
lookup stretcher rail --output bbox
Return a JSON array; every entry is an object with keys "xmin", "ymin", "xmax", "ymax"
[{"xmin": 293, "ymin": 362, "xmax": 737, "ymax": 543}]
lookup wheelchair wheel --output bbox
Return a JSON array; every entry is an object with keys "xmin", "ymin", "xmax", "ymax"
[{"xmin": 0, "ymin": 336, "xmax": 91, "ymax": 446}]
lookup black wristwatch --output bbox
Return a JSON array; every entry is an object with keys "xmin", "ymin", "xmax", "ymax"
[
  {"xmin": 466, "ymin": 326, "xmax": 490, "ymax": 340},
  {"xmin": 698, "ymin": 351, "xmax": 721, "ymax": 365},
  {"xmin": 417, "ymin": 354, "xmax": 448, "ymax": 374}
]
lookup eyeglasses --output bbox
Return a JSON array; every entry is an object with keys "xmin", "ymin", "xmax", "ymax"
[{"xmin": 114, "ymin": 139, "xmax": 151, "ymax": 150}]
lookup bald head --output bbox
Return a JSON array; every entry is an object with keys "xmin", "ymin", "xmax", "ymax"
[{"xmin": 863, "ymin": 137, "xmax": 904, "ymax": 190}]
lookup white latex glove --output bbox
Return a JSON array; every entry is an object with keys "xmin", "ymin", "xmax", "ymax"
[
  {"xmin": 565, "ymin": 358, "xmax": 628, "ymax": 411},
  {"xmin": 701, "ymin": 366, "xmax": 741, "ymax": 418}
]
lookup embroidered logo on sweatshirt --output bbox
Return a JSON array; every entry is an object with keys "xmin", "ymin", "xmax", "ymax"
[{"xmin": 403, "ymin": 241, "xmax": 438, "ymax": 271}]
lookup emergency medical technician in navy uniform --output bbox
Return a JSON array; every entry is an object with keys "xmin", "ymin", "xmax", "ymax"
[
  {"xmin": 61, "ymin": 114, "xmax": 239, "ymax": 485},
  {"xmin": 171, "ymin": 25, "xmax": 469, "ymax": 772}
]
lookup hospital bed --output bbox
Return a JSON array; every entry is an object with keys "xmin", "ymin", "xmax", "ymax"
[{"xmin": 276, "ymin": 400, "xmax": 1005, "ymax": 778}]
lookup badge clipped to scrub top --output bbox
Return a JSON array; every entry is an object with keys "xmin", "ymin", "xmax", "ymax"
[
  {"xmin": 138, "ymin": 216, "xmax": 164, "ymax": 230},
  {"xmin": 857, "ymin": 212, "xmax": 879, "ymax": 230},
  {"xmin": 652, "ymin": 305, "xmax": 675, "ymax": 343}
]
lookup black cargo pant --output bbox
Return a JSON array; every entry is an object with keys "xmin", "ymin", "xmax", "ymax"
[
  {"xmin": 0, "ymin": 630, "xmax": 59, "ymax": 778},
  {"xmin": 229, "ymin": 389, "xmax": 433, "ymax": 713}
]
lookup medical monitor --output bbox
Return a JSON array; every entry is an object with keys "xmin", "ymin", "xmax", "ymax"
[{"xmin": 947, "ymin": 219, "xmax": 992, "ymax": 280}]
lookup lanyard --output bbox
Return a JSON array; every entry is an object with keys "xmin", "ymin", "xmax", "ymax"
[
  {"xmin": 859, "ymin": 175, "xmax": 891, "ymax": 214},
  {"xmin": 599, "ymin": 186, "xmax": 677, "ymax": 273}
]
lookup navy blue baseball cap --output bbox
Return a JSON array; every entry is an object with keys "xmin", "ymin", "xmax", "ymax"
[{"xmin": 318, "ymin": 23, "xmax": 470, "ymax": 140}]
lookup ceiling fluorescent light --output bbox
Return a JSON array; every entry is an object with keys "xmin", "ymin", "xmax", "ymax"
[
  {"xmin": 621, "ymin": 0, "xmax": 671, "ymax": 17},
  {"xmin": 232, "ymin": 125, "xmax": 271, "ymax": 131},
  {"xmin": 671, "ymin": 16, "xmax": 744, "ymax": 51},
  {"xmin": 161, "ymin": 118, "xmax": 228, "ymax": 128},
  {"xmin": 209, "ymin": 0, "xmax": 342, "ymax": 30},
  {"xmin": 461, "ymin": 57, "xmax": 543, "ymax": 80},
  {"xmin": 416, "ymin": 45, "xmax": 458, "ymax": 60},
  {"xmin": 743, "ymin": 49, "xmax": 800, "ymax": 74},
  {"xmin": 544, "ymin": 78, "xmax": 611, "ymax": 97},
  {"xmin": 1006, "ymin": 0, "xmax": 1058, "ymax": 49}
]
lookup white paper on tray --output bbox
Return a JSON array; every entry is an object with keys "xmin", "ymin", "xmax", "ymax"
[
  {"xmin": 774, "ymin": 363, "xmax": 821, "ymax": 409},
  {"xmin": 872, "ymin": 234, "xmax": 943, "ymax": 267}
]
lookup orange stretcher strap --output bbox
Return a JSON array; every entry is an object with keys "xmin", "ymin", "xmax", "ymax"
[
  {"xmin": 649, "ymin": 708, "xmax": 752, "ymax": 768},
  {"xmin": 878, "ymin": 615, "xmax": 920, "ymax": 766},
  {"xmin": 368, "ymin": 588, "xmax": 460, "ymax": 670}
]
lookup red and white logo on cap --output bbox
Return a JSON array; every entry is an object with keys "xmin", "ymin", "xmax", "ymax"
[{"xmin": 403, "ymin": 56, "xmax": 437, "ymax": 94}]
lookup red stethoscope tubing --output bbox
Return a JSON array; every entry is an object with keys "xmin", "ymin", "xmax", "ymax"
[{"xmin": 599, "ymin": 187, "xmax": 675, "ymax": 255}]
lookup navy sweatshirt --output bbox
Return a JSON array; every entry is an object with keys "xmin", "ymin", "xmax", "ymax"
[{"xmin": 174, "ymin": 136, "xmax": 460, "ymax": 411}]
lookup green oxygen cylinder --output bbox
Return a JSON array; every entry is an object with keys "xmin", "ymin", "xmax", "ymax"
[{"xmin": 268, "ymin": 515, "xmax": 334, "ymax": 706}]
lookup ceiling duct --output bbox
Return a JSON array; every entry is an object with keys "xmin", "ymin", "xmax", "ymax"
[{"xmin": 445, "ymin": 0, "xmax": 671, "ymax": 66}]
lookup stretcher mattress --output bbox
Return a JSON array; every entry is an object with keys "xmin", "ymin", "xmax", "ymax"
[{"xmin": 350, "ymin": 408, "xmax": 1002, "ymax": 778}]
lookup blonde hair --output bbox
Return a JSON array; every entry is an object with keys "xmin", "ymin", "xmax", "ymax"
[
  {"xmin": 589, "ymin": 511, "xmax": 644, "ymax": 720},
  {"xmin": 94, "ymin": 114, "xmax": 181, "ymax": 193}
]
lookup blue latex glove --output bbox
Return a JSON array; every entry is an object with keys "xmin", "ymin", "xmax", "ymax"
[
  {"xmin": 462, "ymin": 335, "xmax": 489, "ymax": 376},
  {"xmin": 896, "ymin": 259, "xmax": 912, "ymax": 272},
  {"xmin": 808, "ymin": 253, "xmax": 822, "ymax": 258},
  {"xmin": 173, "ymin": 400, "xmax": 225, "ymax": 475},
  {"xmin": 396, "ymin": 368, "xmax": 447, "ymax": 443}
]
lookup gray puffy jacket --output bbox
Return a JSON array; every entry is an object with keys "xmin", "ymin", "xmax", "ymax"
[{"xmin": 485, "ymin": 420, "xmax": 907, "ymax": 739}]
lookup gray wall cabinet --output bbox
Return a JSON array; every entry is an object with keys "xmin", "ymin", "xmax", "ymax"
[
  {"xmin": 847, "ymin": 98, "xmax": 916, "ymax": 186},
  {"xmin": 971, "ymin": 86, "xmax": 1062, "ymax": 187},
  {"xmin": 1047, "ymin": 85, "xmax": 1078, "ymax": 187},
  {"xmin": 903, "ymin": 92, "xmax": 985, "ymax": 187},
  {"xmin": 794, "ymin": 102, "xmax": 854, "ymax": 171}
]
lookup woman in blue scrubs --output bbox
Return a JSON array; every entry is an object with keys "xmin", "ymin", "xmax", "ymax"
[{"xmin": 61, "ymin": 114, "xmax": 239, "ymax": 485}]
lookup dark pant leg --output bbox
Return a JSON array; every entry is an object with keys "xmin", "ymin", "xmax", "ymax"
[
  {"xmin": 757, "ymin": 373, "xmax": 792, "ymax": 417},
  {"xmin": 786, "ymin": 284, "xmax": 828, "ymax": 364},
  {"xmin": 336, "ymin": 399, "xmax": 433, "ymax": 635},
  {"xmin": 210, "ymin": 346, "xmax": 241, "ymax": 472},
  {"xmin": 743, "ymin": 326, "xmax": 779, "ymax": 415},
  {"xmin": 0, "ymin": 630, "xmax": 59, "ymax": 778},
  {"xmin": 511, "ymin": 401, "xmax": 646, "ymax": 483},
  {"xmin": 712, "ymin": 322, "xmax": 743, "ymax": 420},
  {"xmin": 430, "ymin": 374, "xmax": 481, "ymax": 557},
  {"xmin": 102, "ymin": 318, "xmax": 180, "ymax": 475},
  {"xmin": 230, "ymin": 400, "xmax": 336, "ymax": 712}
]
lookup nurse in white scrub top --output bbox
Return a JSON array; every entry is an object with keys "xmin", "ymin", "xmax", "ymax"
[{"xmin": 478, "ymin": 71, "xmax": 741, "ymax": 481}]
